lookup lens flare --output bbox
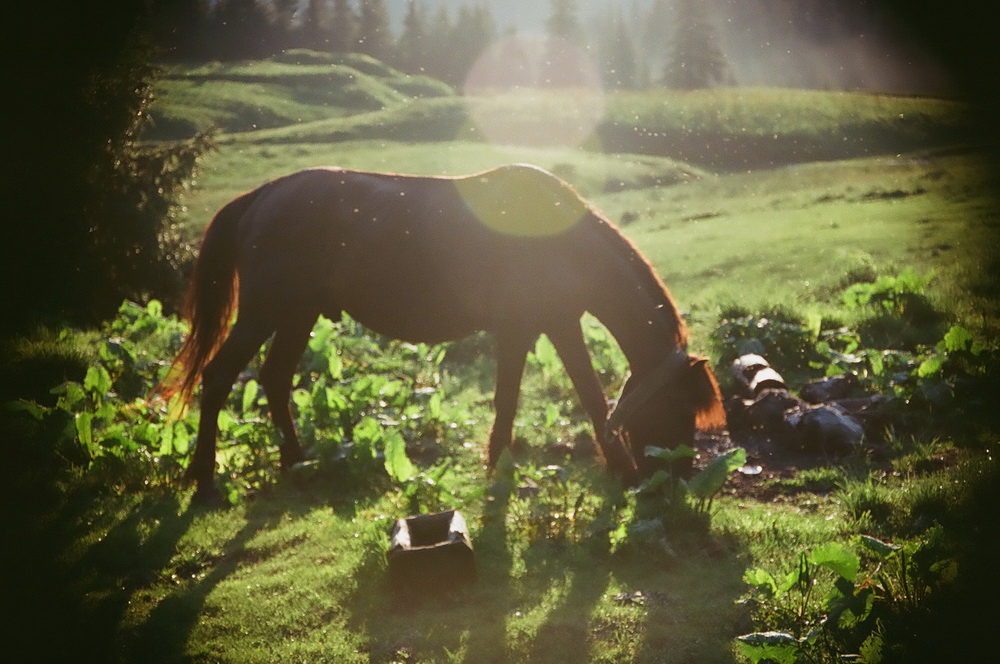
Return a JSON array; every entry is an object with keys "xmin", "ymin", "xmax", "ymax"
[
  {"xmin": 462, "ymin": 34, "xmax": 605, "ymax": 150},
  {"xmin": 452, "ymin": 164, "xmax": 589, "ymax": 237}
]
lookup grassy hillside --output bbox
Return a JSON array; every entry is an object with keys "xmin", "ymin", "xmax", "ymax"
[{"xmin": 146, "ymin": 50, "xmax": 454, "ymax": 140}]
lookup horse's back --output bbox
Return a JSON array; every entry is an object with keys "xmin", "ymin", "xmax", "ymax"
[{"xmin": 231, "ymin": 165, "xmax": 608, "ymax": 341}]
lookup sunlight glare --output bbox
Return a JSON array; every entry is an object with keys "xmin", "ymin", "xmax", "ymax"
[{"xmin": 462, "ymin": 34, "xmax": 605, "ymax": 151}]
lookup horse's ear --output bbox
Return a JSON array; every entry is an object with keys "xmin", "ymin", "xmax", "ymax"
[{"xmin": 688, "ymin": 357, "xmax": 727, "ymax": 431}]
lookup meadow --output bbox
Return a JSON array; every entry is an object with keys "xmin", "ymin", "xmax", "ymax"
[{"xmin": 8, "ymin": 51, "xmax": 998, "ymax": 663}]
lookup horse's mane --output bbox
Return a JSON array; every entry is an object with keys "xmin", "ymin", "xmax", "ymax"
[{"xmin": 582, "ymin": 208, "xmax": 689, "ymax": 350}]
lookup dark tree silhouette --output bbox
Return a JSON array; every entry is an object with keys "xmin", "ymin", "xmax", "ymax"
[
  {"xmin": 396, "ymin": 0, "xmax": 430, "ymax": 73},
  {"xmin": 663, "ymin": 0, "xmax": 731, "ymax": 89},
  {"xmin": 600, "ymin": 8, "xmax": 639, "ymax": 89},
  {"xmin": 357, "ymin": 0, "xmax": 392, "ymax": 62}
]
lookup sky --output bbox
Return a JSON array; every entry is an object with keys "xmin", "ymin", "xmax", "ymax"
[{"xmin": 381, "ymin": 0, "xmax": 953, "ymax": 96}]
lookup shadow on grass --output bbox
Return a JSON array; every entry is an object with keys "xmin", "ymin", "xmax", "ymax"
[
  {"xmin": 341, "ymin": 475, "xmax": 748, "ymax": 664},
  {"xmin": 4, "ymin": 485, "xmax": 195, "ymax": 663},
  {"xmin": 3, "ymin": 460, "xmax": 378, "ymax": 664}
]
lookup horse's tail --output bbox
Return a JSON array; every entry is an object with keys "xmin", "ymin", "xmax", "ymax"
[{"xmin": 158, "ymin": 189, "xmax": 259, "ymax": 407}]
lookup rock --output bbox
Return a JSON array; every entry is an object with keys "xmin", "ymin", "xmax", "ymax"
[
  {"xmin": 789, "ymin": 404, "xmax": 865, "ymax": 452},
  {"xmin": 800, "ymin": 374, "xmax": 860, "ymax": 403}
]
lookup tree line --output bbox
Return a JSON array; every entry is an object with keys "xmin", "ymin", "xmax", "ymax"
[{"xmin": 151, "ymin": 0, "xmax": 730, "ymax": 90}]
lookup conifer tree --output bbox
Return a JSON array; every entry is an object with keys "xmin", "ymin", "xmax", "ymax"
[
  {"xmin": 425, "ymin": 5, "xmax": 454, "ymax": 82},
  {"xmin": 445, "ymin": 3, "xmax": 496, "ymax": 86},
  {"xmin": 601, "ymin": 8, "xmax": 638, "ymax": 89},
  {"xmin": 662, "ymin": 0, "xmax": 730, "ymax": 88},
  {"xmin": 358, "ymin": 0, "xmax": 392, "ymax": 62},
  {"xmin": 546, "ymin": 0, "xmax": 582, "ymax": 42},
  {"xmin": 396, "ymin": 1, "xmax": 429, "ymax": 73},
  {"xmin": 543, "ymin": 0, "xmax": 587, "ymax": 87},
  {"xmin": 298, "ymin": 0, "xmax": 331, "ymax": 52},
  {"xmin": 329, "ymin": 0, "xmax": 359, "ymax": 53}
]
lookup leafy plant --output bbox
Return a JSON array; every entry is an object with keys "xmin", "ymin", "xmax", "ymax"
[
  {"xmin": 737, "ymin": 533, "xmax": 960, "ymax": 664},
  {"xmin": 507, "ymin": 463, "xmax": 602, "ymax": 544}
]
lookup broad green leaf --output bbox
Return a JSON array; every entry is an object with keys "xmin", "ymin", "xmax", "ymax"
[
  {"xmin": 383, "ymin": 431, "xmax": 415, "ymax": 483},
  {"xmin": 327, "ymin": 351, "xmax": 343, "ymax": 379},
  {"xmin": 685, "ymin": 448, "xmax": 746, "ymax": 500},
  {"xmin": 544, "ymin": 402, "xmax": 560, "ymax": 427},
  {"xmin": 636, "ymin": 469, "xmax": 670, "ymax": 494},
  {"xmin": 352, "ymin": 416, "xmax": 381, "ymax": 446},
  {"xmin": 84, "ymin": 365, "xmax": 113, "ymax": 397},
  {"xmin": 217, "ymin": 409, "xmax": 236, "ymax": 434},
  {"xmin": 942, "ymin": 324, "xmax": 980, "ymax": 354},
  {"xmin": 735, "ymin": 632, "xmax": 799, "ymax": 664},
  {"xmin": 532, "ymin": 335, "xmax": 560, "ymax": 373},
  {"xmin": 859, "ymin": 534, "xmax": 901, "ymax": 558},
  {"xmin": 645, "ymin": 444, "xmax": 697, "ymax": 462},
  {"xmin": 917, "ymin": 353, "xmax": 946, "ymax": 378},
  {"xmin": 859, "ymin": 632, "xmax": 884, "ymax": 664},
  {"xmin": 743, "ymin": 568, "xmax": 778, "ymax": 595},
  {"xmin": 810, "ymin": 541, "xmax": 860, "ymax": 582},
  {"xmin": 7, "ymin": 400, "xmax": 46, "ymax": 421},
  {"xmin": 241, "ymin": 379, "xmax": 259, "ymax": 415},
  {"xmin": 427, "ymin": 391, "xmax": 443, "ymax": 421},
  {"xmin": 75, "ymin": 412, "xmax": 95, "ymax": 456},
  {"xmin": 291, "ymin": 388, "xmax": 311, "ymax": 413},
  {"xmin": 172, "ymin": 421, "xmax": 191, "ymax": 455},
  {"xmin": 55, "ymin": 381, "xmax": 87, "ymax": 410}
]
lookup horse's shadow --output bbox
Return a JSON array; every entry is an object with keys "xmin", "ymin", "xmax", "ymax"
[{"xmin": 343, "ymin": 476, "xmax": 749, "ymax": 663}]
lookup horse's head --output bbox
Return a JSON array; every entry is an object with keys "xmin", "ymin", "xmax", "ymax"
[{"xmin": 609, "ymin": 353, "xmax": 727, "ymax": 482}]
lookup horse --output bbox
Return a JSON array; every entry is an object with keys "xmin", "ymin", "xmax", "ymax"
[{"xmin": 161, "ymin": 163, "xmax": 726, "ymax": 503}]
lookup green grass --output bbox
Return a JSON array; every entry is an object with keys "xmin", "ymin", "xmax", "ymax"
[
  {"xmin": 10, "ymin": 55, "xmax": 998, "ymax": 663},
  {"xmin": 147, "ymin": 51, "xmax": 453, "ymax": 140}
]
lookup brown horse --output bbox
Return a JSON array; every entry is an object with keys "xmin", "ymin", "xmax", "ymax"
[{"xmin": 162, "ymin": 164, "xmax": 725, "ymax": 503}]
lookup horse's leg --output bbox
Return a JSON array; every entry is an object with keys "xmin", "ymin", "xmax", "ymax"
[
  {"xmin": 546, "ymin": 320, "xmax": 638, "ymax": 482},
  {"xmin": 259, "ymin": 310, "xmax": 319, "ymax": 468},
  {"xmin": 187, "ymin": 316, "xmax": 272, "ymax": 504},
  {"xmin": 487, "ymin": 331, "xmax": 535, "ymax": 467}
]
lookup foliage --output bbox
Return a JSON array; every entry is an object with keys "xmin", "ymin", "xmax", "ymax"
[
  {"xmin": 7, "ymin": 7, "xmax": 212, "ymax": 332},
  {"xmin": 711, "ymin": 272, "xmax": 998, "ymax": 437},
  {"xmin": 609, "ymin": 445, "xmax": 747, "ymax": 553},
  {"xmin": 736, "ymin": 533, "xmax": 960, "ymax": 664},
  {"xmin": 8, "ymin": 301, "xmax": 472, "ymax": 504}
]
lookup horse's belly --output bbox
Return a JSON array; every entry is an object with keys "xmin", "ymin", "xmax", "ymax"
[{"xmin": 330, "ymin": 264, "xmax": 491, "ymax": 343}]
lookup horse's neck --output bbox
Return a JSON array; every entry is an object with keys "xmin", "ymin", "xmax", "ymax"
[{"xmin": 585, "ymin": 240, "xmax": 686, "ymax": 374}]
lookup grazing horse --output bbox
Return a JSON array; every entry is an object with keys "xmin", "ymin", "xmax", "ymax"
[{"xmin": 162, "ymin": 164, "xmax": 725, "ymax": 503}]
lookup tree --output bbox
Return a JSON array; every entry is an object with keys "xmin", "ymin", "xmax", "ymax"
[
  {"xmin": 424, "ymin": 4, "xmax": 455, "ymax": 82},
  {"xmin": 600, "ymin": 8, "xmax": 639, "ymax": 89},
  {"xmin": 662, "ymin": 0, "xmax": 731, "ymax": 89},
  {"xmin": 357, "ymin": 0, "xmax": 392, "ymax": 62},
  {"xmin": 6, "ymin": 1, "xmax": 209, "ymax": 331},
  {"xmin": 543, "ymin": 0, "xmax": 588, "ymax": 87},
  {"xmin": 329, "ymin": 0, "xmax": 360, "ymax": 53},
  {"xmin": 298, "ymin": 0, "xmax": 332, "ymax": 52},
  {"xmin": 546, "ymin": 0, "xmax": 582, "ymax": 42},
  {"xmin": 396, "ymin": 1, "xmax": 429, "ymax": 73},
  {"xmin": 442, "ymin": 3, "xmax": 497, "ymax": 86},
  {"xmin": 211, "ymin": 0, "xmax": 274, "ymax": 59}
]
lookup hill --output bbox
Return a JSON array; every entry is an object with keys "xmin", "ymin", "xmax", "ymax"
[{"xmin": 145, "ymin": 50, "xmax": 454, "ymax": 141}]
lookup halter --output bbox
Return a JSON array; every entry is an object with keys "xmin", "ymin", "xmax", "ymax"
[{"xmin": 604, "ymin": 349, "xmax": 689, "ymax": 445}]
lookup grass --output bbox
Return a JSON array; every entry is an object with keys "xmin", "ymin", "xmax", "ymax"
[{"xmin": 8, "ymin": 53, "xmax": 999, "ymax": 663}]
